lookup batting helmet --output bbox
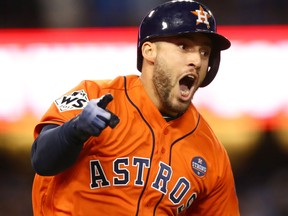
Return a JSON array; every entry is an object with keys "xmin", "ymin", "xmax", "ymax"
[{"xmin": 137, "ymin": 0, "xmax": 231, "ymax": 87}]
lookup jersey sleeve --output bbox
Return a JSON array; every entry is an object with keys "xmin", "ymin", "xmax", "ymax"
[{"xmin": 33, "ymin": 80, "xmax": 102, "ymax": 139}]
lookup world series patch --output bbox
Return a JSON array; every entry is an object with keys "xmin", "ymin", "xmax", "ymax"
[
  {"xmin": 54, "ymin": 89, "xmax": 89, "ymax": 112},
  {"xmin": 191, "ymin": 157, "xmax": 207, "ymax": 177}
]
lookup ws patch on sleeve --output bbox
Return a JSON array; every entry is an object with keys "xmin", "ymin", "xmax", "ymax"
[{"xmin": 54, "ymin": 90, "xmax": 89, "ymax": 112}]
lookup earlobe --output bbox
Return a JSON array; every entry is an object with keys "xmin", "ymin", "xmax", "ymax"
[{"xmin": 142, "ymin": 41, "xmax": 156, "ymax": 64}]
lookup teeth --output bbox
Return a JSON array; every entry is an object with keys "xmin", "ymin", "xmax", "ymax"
[
  {"xmin": 188, "ymin": 75, "xmax": 195, "ymax": 80},
  {"xmin": 181, "ymin": 89, "xmax": 190, "ymax": 97}
]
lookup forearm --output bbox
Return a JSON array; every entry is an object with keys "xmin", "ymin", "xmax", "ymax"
[{"xmin": 31, "ymin": 118, "xmax": 90, "ymax": 176}]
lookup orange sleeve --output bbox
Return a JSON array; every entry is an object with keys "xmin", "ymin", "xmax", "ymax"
[{"xmin": 33, "ymin": 80, "xmax": 104, "ymax": 139}]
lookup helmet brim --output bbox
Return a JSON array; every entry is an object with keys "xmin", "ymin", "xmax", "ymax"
[
  {"xmin": 171, "ymin": 30, "xmax": 231, "ymax": 51},
  {"xmin": 201, "ymin": 32, "xmax": 231, "ymax": 51}
]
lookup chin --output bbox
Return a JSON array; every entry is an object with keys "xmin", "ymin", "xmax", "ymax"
[
  {"xmin": 162, "ymin": 97, "xmax": 190, "ymax": 115},
  {"xmin": 171, "ymin": 102, "xmax": 190, "ymax": 115}
]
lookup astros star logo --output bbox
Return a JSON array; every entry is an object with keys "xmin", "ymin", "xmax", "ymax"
[{"xmin": 191, "ymin": 5, "xmax": 211, "ymax": 29}]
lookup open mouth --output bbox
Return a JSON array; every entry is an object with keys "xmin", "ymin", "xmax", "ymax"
[{"xmin": 179, "ymin": 75, "xmax": 195, "ymax": 98}]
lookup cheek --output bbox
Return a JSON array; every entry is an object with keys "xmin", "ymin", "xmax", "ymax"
[
  {"xmin": 199, "ymin": 68, "xmax": 208, "ymax": 83},
  {"xmin": 201, "ymin": 59, "xmax": 210, "ymax": 75}
]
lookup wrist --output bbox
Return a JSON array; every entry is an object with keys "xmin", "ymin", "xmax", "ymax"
[{"xmin": 64, "ymin": 117, "xmax": 91, "ymax": 144}]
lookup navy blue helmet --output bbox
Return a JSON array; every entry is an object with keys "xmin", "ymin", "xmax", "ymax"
[{"xmin": 137, "ymin": 0, "xmax": 231, "ymax": 87}]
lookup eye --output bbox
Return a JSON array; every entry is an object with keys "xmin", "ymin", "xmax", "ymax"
[
  {"xmin": 200, "ymin": 49, "xmax": 211, "ymax": 57},
  {"xmin": 178, "ymin": 43, "xmax": 194, "ymax": 52},
  {"xmin": 178, "ymin": 44, "xmax": 187, "ymax": 50}
]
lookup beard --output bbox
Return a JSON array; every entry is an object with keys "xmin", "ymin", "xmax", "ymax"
[{"xmin": 152, "ymin": 58, "xmax": 190, "ymax": 116}]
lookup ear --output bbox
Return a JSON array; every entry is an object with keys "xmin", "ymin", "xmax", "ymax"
[{"xmin": 141, "ymin": 41, "xmax": 157, "ymax": 65}]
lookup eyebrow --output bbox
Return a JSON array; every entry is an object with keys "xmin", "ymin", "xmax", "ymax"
[
  {"xmin": 171, "ymin": 35, "xmax": 213, "ymax": 48},
  {"xmin": 181, "ymin": 36, "xmax": 212, "ymax": 47},
  {"xmin": 152, "ymin": 35, "xmax": 213, "ymax": 48}
]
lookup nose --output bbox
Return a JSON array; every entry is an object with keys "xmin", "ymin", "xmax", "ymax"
[{"xmin": 188, "ymin": 51, "xmax": 201, "ymax": 70}]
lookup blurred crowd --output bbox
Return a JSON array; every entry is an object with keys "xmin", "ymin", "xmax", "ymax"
[{"xmin": 0, "ymin": 0, "xmax": 287, "ymax": 28}]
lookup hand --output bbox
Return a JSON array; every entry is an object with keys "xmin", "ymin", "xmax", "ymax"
[{"xmin": 74, "ymin": 94, "xmax": 119, "ymax": 136}]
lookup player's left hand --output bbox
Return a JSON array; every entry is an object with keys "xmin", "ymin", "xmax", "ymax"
[{"xmin": 73, "ymin": 94, "xmax": 119, "ymax": 137}]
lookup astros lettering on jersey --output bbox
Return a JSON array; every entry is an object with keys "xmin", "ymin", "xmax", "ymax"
[{"xmin": 32, "ymin": 75, "xmax": 239, "ymax": 215}]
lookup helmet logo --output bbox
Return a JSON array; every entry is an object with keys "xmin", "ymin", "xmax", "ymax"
[{"xmin": 191, "ymin": 5, "xmax": 211, "ymax": 29}]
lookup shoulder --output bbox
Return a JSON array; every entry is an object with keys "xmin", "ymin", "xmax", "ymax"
[{"xmin": 194, "ymin": 112, "xmax": 230, "ymax": 163}]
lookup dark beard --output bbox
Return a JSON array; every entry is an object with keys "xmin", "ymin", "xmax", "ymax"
[{"xmin": 152, "ymin": 61, "xmax": 186, "ymax": 115}]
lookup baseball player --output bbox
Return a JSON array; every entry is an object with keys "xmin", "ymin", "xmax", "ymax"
[{"xmin": 31, "ymin": 0, "xmax": 240, "ymax": 215}]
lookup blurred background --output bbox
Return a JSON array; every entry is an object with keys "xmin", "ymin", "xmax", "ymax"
[{"xmin": 0, "ymin": 0, "xmax": 288, "ymax": 215}]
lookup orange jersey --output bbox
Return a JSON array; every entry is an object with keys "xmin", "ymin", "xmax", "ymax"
[{"xmin": 32, "ymin": 75, "xmax": 239, "ymax": 216}]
